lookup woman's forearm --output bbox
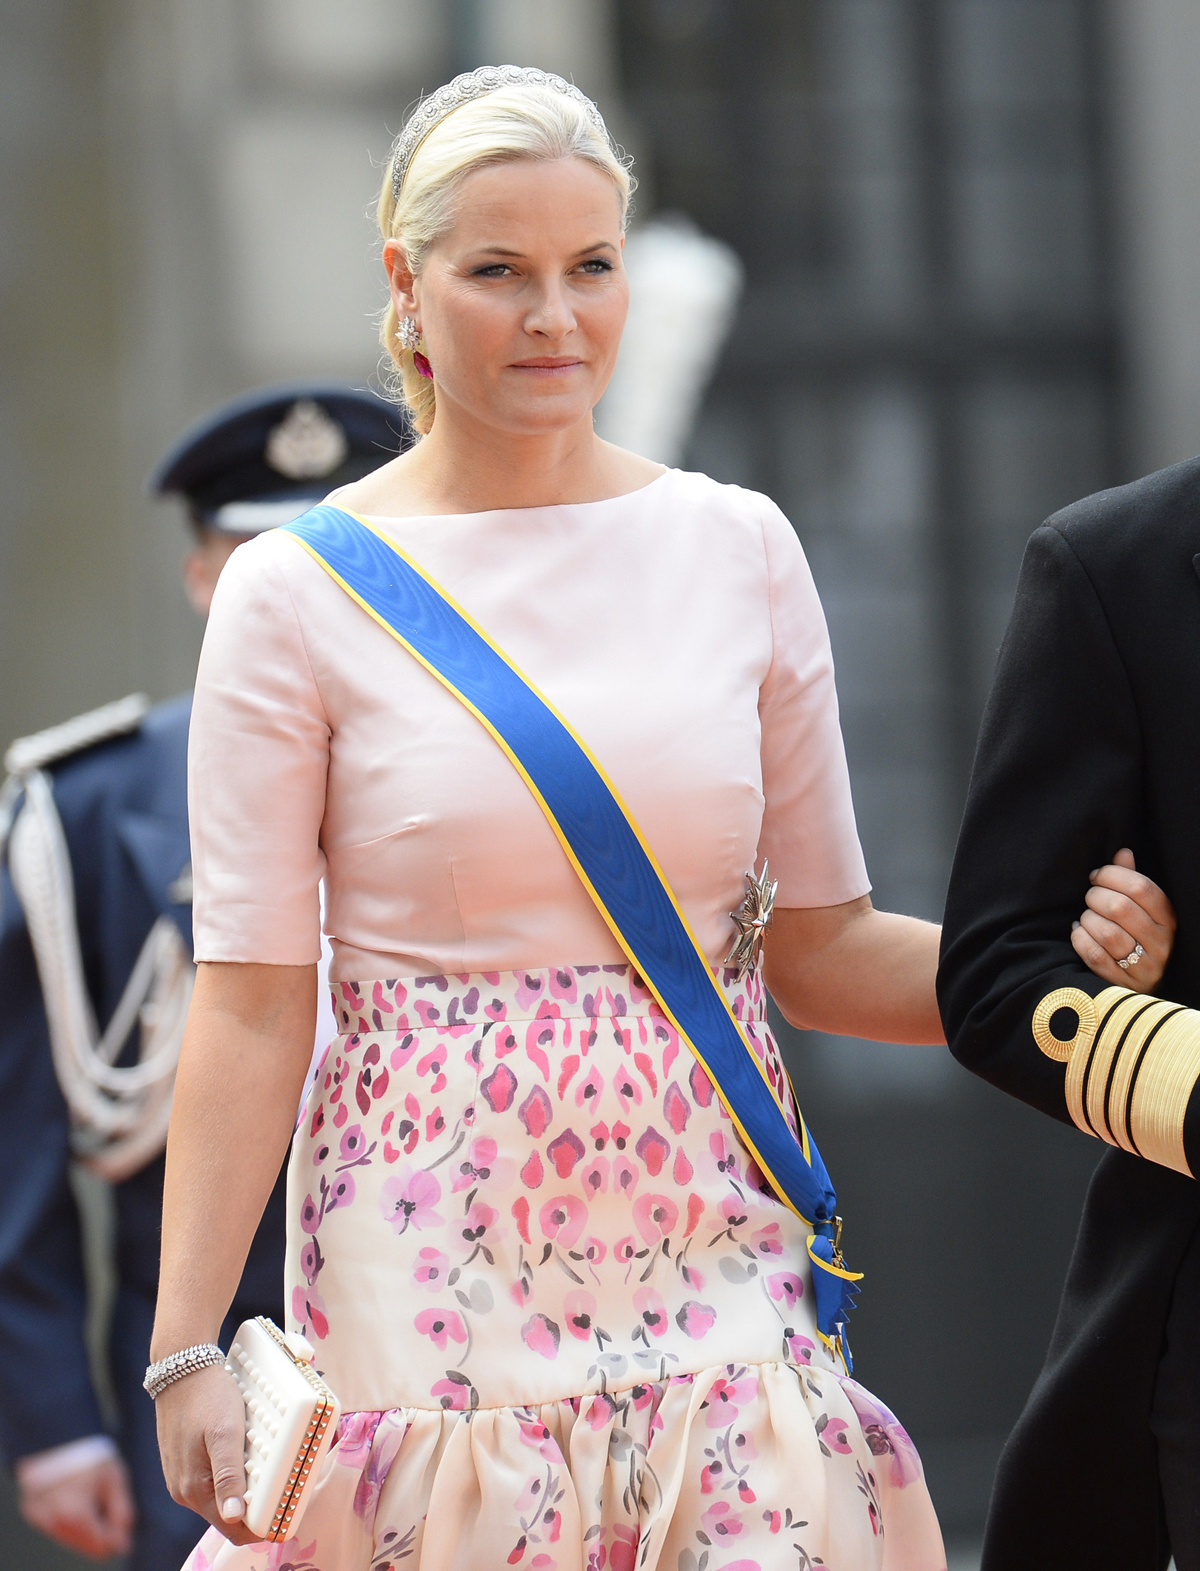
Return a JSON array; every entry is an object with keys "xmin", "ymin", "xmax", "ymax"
[
  {"xmin": 764, "ymin": 900, "xmax": 944, "ymax": 1044},
  {"xmin": 150, "ymin": 962, "xmax": 316, "ymax": 1361}
]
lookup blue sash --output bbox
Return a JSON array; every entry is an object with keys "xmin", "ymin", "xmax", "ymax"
[{"xmin": 284, "ymin": 504, "xmax": 861, "ymax": 1357}]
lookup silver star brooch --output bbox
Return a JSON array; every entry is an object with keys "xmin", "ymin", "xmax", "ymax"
[{"xmin": 724, "ymin": 861, "xmax": 779, "ymax": 979}]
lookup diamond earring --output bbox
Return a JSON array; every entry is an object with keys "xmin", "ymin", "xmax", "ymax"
[{"xmin": 397, "ymin": 316, "xmax": 420, "ymax": 351}]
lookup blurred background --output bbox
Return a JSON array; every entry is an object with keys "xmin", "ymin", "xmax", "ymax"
[{"xmin": 3, "ymin": 0, "xmax": 1199, "ymax": 1564}]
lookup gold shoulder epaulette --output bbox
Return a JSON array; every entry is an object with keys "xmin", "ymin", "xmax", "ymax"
[
  {"xmin": 4, "ymin": 694, "xmax": 150, "ymax": 778},
  {"xmin": 1033, "ymin": 985, "xmax": 1199, "ymax": 1176}
]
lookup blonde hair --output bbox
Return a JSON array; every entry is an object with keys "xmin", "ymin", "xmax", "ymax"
[{"xmin": 377, "ymin": 83, "xmax": 634, "ymax": 435}]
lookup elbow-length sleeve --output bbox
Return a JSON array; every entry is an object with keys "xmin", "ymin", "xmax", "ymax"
[
  {"xmin": 755, "ymin": 498, "xmax": 870, "ymax": 909},
  {"xmin": 188, "ymin": 536, "xmax": 330, "ymax": 965}
]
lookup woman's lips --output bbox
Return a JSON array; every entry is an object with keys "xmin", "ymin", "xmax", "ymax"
[{"xmin": 509, "ymin": 357, "xmax": 584, "ymax": 374}]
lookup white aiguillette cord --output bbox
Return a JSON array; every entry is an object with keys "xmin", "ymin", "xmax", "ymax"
[{"xmin": 1, "ymin": 767, "xmax": 192, "ymax": 1180}]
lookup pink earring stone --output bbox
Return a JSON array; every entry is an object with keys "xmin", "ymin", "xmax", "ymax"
[{"xmin": 413, "ymin": 351, "xmax": 433, "ymax": 380}]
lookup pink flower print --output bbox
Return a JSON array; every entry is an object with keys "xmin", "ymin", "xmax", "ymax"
[
  {"xmin": 517, "ymin": 1415, "xmax": 561, "ymax": 1461},
  {"xmin": 480, "ymin": 1062, "xmax": 517, "ymax": 1112},
  {"xmin": 611, "ymin": 1120, "xmax": 631, "ymax": 1150},
  {"xmin": 413, "ymin": 1246, "xmax": 450, "ymax": 1290},
  {"xmin": 689, "ymin": 1059, "xmax": 715, "ymax": 1107},
  {"xmin": 309, "ymin": 1103, "xmax": 325, "ymax": 1140},
  {"xmin": 767, "ymin": 1271, "xmax": 805, "ymax": 1309},
  {"xmin": 414, "ymin": 1307, "xmax": 467, "ymax": 1351},
  {"xmin": 705, "ymin": 1374, "xmax": 757, "ymax": 1428},
  {"xmin": 575, "ymin": 1065, "xmax": 604, "ymax": 1109},
  {"xmin": 338, "ymin": 1124, "xmax": 367, "ymax": 1162},
  {"xmin": 732, "ymin": 1427, "xmax": 759, "ymax": 1465},
  {"xmin": 521, "ymin": 1312, "xmax": 561, "ymax": 1359},
  {"xmin": 564, "ymin": 1288, "xmax": 597, "ymax": 1341},
  {"xmin": 380, "ymin": 1165, "xmax": 443, "ymax": 1235},
  {"xmin": 589, "ymin": 1120, "xmax": 609, "ymax": 1150},
  {"xmin": 675, "ymin": 1300, "xmax": 717, "ymax": 1339},
  {"xmin": 787, "ymin": 1333, "xmax": 815, "ymax": 1364},
  {"xmin": 612, "ymin": 1156, "xmax": 639, "ymax": 1198},
  {"xmin": 539, "ymin": 1194, "xmax": 587, "ymax": 1249},
  {"xmin": 524, "ymin": 1020, "xmax": 553, "ymax": 1082},
  {"xmin": 431, "ymin": 1376, "xmax": 470, "ymax": 1410},
  {"xmin": 580, "ymin": 1236, "xmax": 607, "ymax": 1268},
  {"xmin": 521, "ymin": 1150, "xmax": 544, "ymax": 1188},
  {"xmin": 613, "ymin": 1068, "xmax": 642, "ymax": 1113},
  {"xmin": 459, "ymin": 1201, "xmax": 498, "ymax": 1250},
  {"xmin": 519, "ymin": 1085, "xmax": 553, "ymax": 1139},
  {"xmin": 334, "ymin": 1411, "xmax": 380, "ymax": 1471},
  {"xmin": 685, "ymin": 1193, "xmax": 706, "ymax": 1236},
  {"xmin": 299, "ymin": 1238, "xmax": 323, "ymax": 1286},
  {"xmin": 332, "ymin": 1102, "xmax": 349, "ymax": 1129},
  {"xmin": 702, "ymin": 1500, "xmax": 744, "ymax": 1539},
  {"xmin": 842, "ymin": 1380, "xmax": 924, "ymax": 1486},
  {"xmin": 715, "ymin": 1193, "xmax": 749, "ymax": 1231},
  {"xmin": 582, "ymin": 1392, "xmax": 617, "ymax": 1431},
  {"xmin": 549, "ymin": 967, "xmax": 578, "ymax": 1002},
  {"xmin": 673, "ymin": 1147, "xmax": 694, "ymax": 1185},
  {"xmin": 556, "ymin": 1054, "xmax": 580, "ymax": 1099},
  {"xmin": 581, "ymin": 1156, "xmax": 609, "ymax": 1197},
  {"xmin": 700, "ymin": 1460, "xmax": 723, "ymax": 1494},
  {"xmin": 453, "ymin": 1136, "xmax": 513, "ymax": 1192},
  {"xmin": 300, "ymin": 1192, "xmax": 321, "ymax": 1233},
  {"xmin": 610, "ymin": 1524, "xmax": 639, "ymax": 1571},
  {"xmin": 291, "ymin": 1284, "xmax": 329, "ymax": 1340},
  {"xmin": 815, "ymin": 1412, "xmax": 853, "ymax": 1455},
  {"xmin": 325, "ymin": 1171, "xmax": 356, "ymax": 1211},
  {"xmin": 634, "ymin": 1127, "xmax": 670, "ymax": 1177},
  {"xmin": 515, "ymin": 971, "xmax": 546, "ymax": 1010},
  {"xmin": 633, "ymin": 1192, "xmax": 678, "ymax": 1245},
  {"xmin": 663, "ymin": 1081, "xmax": 691, "ymax": 1134},
  {"xmin": 390, "ymin": 1031, "xmax": 419, "ymax": 1070},
  {"xmin": 614, "ymin": 1235, "xmax": 636, "ymax": 1263},
  {"xmin": 633, "ymin": 1052, "xmax": 658, "ymax": 1096},
  {"xmin": 633, "ymin": 1286, "xmax": 668, "ymax": 1338},
  {"xmin": 512, "ymin": 1196, "xmax": 532, "ymax": 1243},
  {"xmin": 547, "ymin": 1129, "xmax": 586, "ymax": 1179},
  {"xmin": 750, "ymin": 1223, "xmax": 784, "ymax": 1258},
  {"xmin": 704, "ymin": 1131, "xmax": 742, "ymax": 1184},
  {"xmin": 766, "ymin": 1508, "xmax": 783, "ymax": 1532}
]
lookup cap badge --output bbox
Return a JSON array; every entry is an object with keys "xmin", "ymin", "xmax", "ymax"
[{"xmin": 265, "ymin": 400, "xmax": 349, "ymax": 480}]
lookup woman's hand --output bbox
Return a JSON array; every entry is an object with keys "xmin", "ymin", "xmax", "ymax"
[
  {"xmin": 1072, "ymin": 848, "xmax": 1176, "ymax": 993},
  {"xmin": 155, "ymin": 1364, "xmax": 257, "ymax": 1545}
]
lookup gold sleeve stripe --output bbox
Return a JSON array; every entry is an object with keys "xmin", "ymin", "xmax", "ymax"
[{"xmin": 1033, "ymin": 984, "xmax": 1198, "ymax": 1177}]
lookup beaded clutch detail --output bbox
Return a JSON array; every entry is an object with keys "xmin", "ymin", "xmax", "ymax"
[{"xmin": 226, "ymin": 1317, "xmax": 341, "ymax": 1543}]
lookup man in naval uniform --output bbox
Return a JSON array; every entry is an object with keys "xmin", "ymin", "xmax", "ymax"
[
  {"xmin": 939, "ymin": 454, "xmax": 1200, "ymax": 1570},
  {"xmin": 0, "ymin": 383, "xmax": 407, "ymax": 1568}
]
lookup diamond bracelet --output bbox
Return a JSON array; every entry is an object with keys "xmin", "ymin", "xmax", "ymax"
[{"xmin": 143, "ymin": 1343, "xmax": 226, "ymax": 1401}]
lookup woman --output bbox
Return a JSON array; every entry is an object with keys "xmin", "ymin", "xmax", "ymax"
[{"xmin": 151, "ymin": 69, "xmax": 1175, "ymax": 1571}]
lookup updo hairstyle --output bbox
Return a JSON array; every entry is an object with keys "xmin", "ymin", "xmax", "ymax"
[{"xmin": 377, "ymin": 84, "xmax": 634, "ymax": 435}]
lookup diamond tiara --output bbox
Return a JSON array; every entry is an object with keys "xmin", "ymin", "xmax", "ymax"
[{"xmin": 389, "ymin": 65, "xmax": 610, "ymax": 204}]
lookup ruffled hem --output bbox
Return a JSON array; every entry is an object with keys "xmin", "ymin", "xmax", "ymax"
[{"xmin": 185, "ymin": 1361, "xmax": 945, "ymax": 1571}]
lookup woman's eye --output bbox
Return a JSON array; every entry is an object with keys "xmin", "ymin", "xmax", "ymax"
[
  {"xmin": 473, "ymin": 263, "xmax": 512, "ymax": 277},
  {"xmin": 578, "ymin": 259, "xmax": 613, "ymax": 275}
]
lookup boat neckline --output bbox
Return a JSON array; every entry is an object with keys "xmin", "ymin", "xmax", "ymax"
[{"xmin": 327, "ymin": 466, "xmax": 675, "ymax": 525}]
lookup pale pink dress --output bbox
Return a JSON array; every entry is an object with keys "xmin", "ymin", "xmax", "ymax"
[{"xmin": 184, "ymin": 469, "xmax": 945, "ymax": 1571}]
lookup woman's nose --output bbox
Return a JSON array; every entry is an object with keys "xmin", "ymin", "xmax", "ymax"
[{"xmin": 524, "ymin": 279, "xmax": 576, "ymax": 339}]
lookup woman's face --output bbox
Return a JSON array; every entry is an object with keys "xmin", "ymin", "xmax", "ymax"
[{"xmin": 386, "ymin": 156, "xmax": 628, "ymax": 437}]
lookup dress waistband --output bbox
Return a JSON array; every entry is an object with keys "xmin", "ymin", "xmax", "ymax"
[{"xmin": 332, "ymin": 961, "xmax": 766, "ymax": 1034}]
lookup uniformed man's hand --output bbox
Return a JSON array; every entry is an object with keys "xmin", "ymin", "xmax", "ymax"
[
  {"xmin": 18, "ymin": 1453, "xmax": 135, "ymax": 1561},
  {"xmin": 1072, "ymin": 849, "xmax": 1176, "ymax": 993},
  {"xmin": 156, "ymin": 1363, "xmax": 258, "ymax": 1545}
]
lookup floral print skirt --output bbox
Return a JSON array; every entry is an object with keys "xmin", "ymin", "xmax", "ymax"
[{"xmin": 184, "ymin": 965, "xmax": 944, "ymax": 1571}]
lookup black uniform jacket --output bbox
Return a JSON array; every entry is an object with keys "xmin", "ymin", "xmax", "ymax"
[
  {"xmin": 938, "ymin": 454, "xmax": 1200, "ymax": 1568},
  {"xmin": 0, "ymin": 697, "xmax": 285, "ymax": 1552}
]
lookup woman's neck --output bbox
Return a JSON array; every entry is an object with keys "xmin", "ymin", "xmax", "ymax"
[{"xmin": 339, "ymin": 410, "xmax": 663, "ymax": 518}]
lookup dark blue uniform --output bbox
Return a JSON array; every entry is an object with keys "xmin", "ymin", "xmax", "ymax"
[{"xmin": 0, "ymin": 695, "xmax": 286, "ymax": 1569}]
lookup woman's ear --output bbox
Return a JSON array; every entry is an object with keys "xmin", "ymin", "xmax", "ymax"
[{"xmin": 383, "ymin": 239, "xmax": 418, "ymax": 316}]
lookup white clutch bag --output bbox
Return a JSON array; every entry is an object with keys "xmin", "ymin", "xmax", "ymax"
[{"xmin": 225, "ymin": 1316, "xmax": 341, "ymax": 1542}]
